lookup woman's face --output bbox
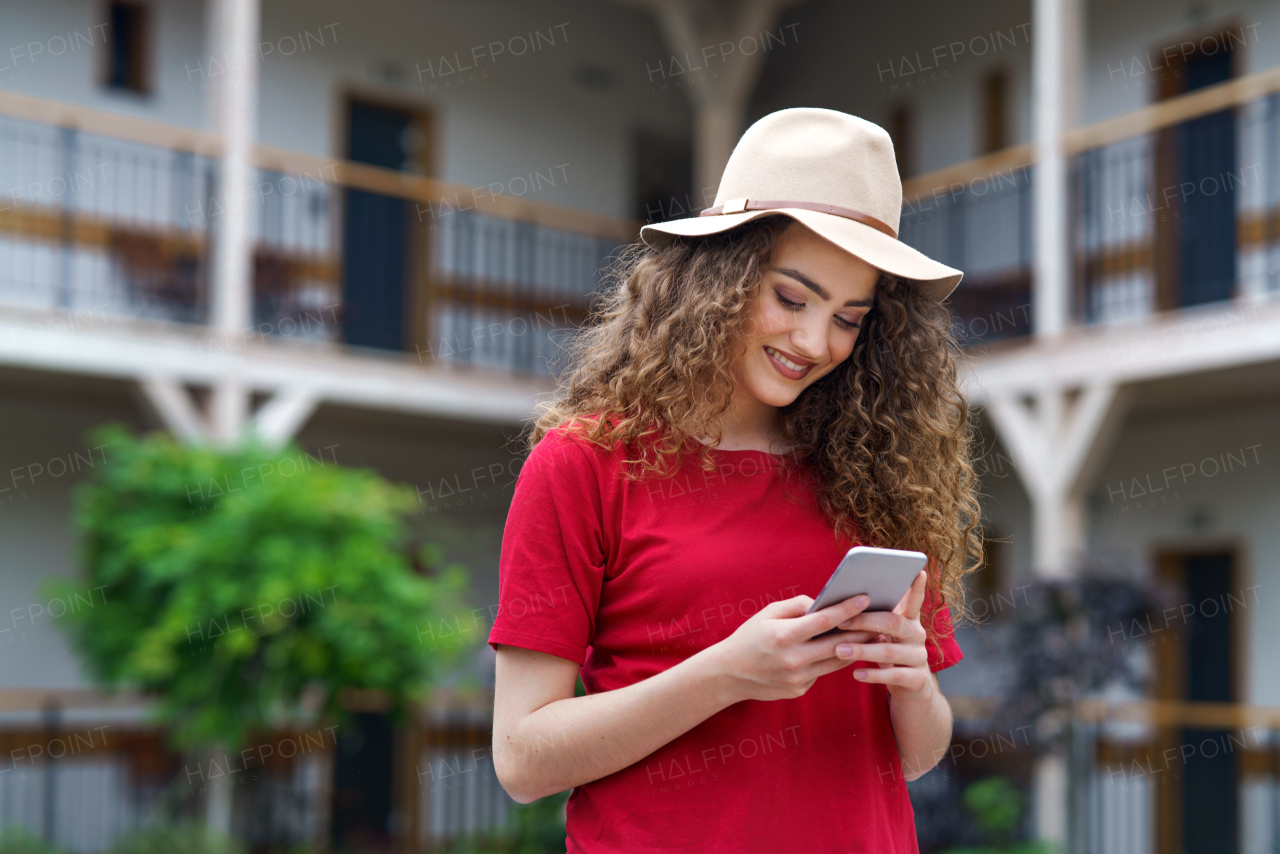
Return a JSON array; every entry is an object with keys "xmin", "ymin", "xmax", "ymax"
[{"xmin": 733, "ymin": 222, "xmax": 881, "ymax": 408}]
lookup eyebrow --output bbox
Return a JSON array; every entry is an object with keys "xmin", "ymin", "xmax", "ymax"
[{"xmin": 773, "ymin": 267, "xmax": 874, "ymax": 308}]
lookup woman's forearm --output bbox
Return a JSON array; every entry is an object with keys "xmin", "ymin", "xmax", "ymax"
[
  {"xmin": 498, "ymin": 645, "xmax": 739, "ymax": 803},
  {"xmin": 888, "ymin": 674, "xmax": 953, "ymax": 782}
]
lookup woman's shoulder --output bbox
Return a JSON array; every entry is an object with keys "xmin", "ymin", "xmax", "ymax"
[{"xmin": 530, "ymin": 414, "xmax": 626, "ymax": 472}]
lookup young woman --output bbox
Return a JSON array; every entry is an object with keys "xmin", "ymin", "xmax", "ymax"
[{"xmin": 487, "ymin": 108, "xmax": 983, "ymax": 853}]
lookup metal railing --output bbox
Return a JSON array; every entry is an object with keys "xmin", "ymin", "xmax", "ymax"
[
  {"xmin": 0, "ymin": 91, "xmax": 636, "ymax": 377},
  {"xmin": 1071, "ymin": 92, "xmax": 1280, "ymax": 326},
  {"xmin": 899, "ymin": 157, "xmax": 1033, "ymax": 346},
  {"xmin": 0, "ymin": 115, "xmax": 214, "ymax": 325},
  {"xmin": 1065, "ymin": 699, "xmax": 1280, "ymax": 854},
  {"xmin": 921, "ymin": 696, "xmax": 1280, "ymax": 854},
  {"xmin": 897, "ymin": 65, "xmax": 1280, "ymax": 348}
]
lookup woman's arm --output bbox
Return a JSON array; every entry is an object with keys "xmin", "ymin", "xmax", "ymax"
[
  {"xmin": 887, "ymin": 673, "xmax": 953, "ymax": 781},
  {"xmin": 837, "ymin": 570, "xmax": 954, "ymax": 782},
  {"xmin": 492, "ymin": 643, "xmax": 737, "ymax": 804},
  {"xmin": 492, "ymin": 593, "xmax": 877, "ymax": 803}
]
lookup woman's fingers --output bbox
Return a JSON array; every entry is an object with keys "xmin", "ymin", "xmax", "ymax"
[
  {"xmin": 784, "ymin": 594, "xmax": 870, "ymax": 644},
  {"xmin": 897, "ymin": 570, "xmax": 928, "ymax": 621},
  {"xmin": 796, "ymin": 630, "xmax": 878, "ymax": 661},
  {"xmin": 803, "ymin": 654, "xmax": 857, "ymax": 682},
  {"xmin": 840, "ymin": 610, "xmax": 924, "ymax": 641},
  {"xmin": 849, "ymin": 664, "xmax": 928, "ymax": 691},
  {"xmin": 830, "ymin": 640, "xmax": 928, "ymax": 667}
]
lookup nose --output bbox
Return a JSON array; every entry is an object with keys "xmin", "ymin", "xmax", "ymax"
[{"xmin": 789, "ymin": 314, "xmax": 828, "ymax": 362}]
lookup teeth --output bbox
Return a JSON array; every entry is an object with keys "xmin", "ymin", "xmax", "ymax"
[{"xmin": 766, "ymin": 346, "xmax": 807, "ymax": 372}]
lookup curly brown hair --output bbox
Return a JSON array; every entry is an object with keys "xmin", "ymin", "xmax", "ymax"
[{"xmin": 525, "ymin": 215, "xmax": 986, "ymax": 645}]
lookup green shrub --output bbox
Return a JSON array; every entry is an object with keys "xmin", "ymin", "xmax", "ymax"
[
  {"xmin": 45, "ymin": 422, "xmax": 477, "ymax": 753},
  {"xmin": 105, "ymin": 820, "xmax": 245, "ymax": 854},
  {"xmin": 0, "ymin": 826, "xmax": 64, "ymax": 854}
]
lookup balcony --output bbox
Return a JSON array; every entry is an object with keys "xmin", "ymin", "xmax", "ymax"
[
  {"xmin": 919, "ymin": 697, "xmax": 1280, "ymax": 854},
  {"xmin": 3, "ymin": 70, "xmax": 1280, "ymax": 381},
  {"xmin": 0, "ymin": 90, "xmax": 636, "ymax": 380},
  {"xmin": 898, "ymin": 66, "xmax": 1280, "ymax": 349}
]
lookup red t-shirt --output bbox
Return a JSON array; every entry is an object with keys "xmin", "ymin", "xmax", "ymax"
[{"xmin": 488, "ymin": 422, "xmax": 963, "ymax": 853}]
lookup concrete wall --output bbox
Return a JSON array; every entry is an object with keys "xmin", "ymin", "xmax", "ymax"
[
  {"xmin": 0, "ymin": 376, "xmax": 148, "ymax": 689},
  {"xmin": 953, "ymin": 391, "xmax": 1280, "ymax": 705},
  {"xmin": 1086, "ymin": 395, "xmax": 1280, "ymax": 705}
]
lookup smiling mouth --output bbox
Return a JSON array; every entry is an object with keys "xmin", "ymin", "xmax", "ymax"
[{"xmin": 764, "ymin": 345, "xmax": 813, "ymax": 378}]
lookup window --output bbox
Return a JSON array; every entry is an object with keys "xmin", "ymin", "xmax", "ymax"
[
  {"xmin": 105, "ymin": 1, "xmax": 150, "ymax": 94},
  {"xmin": 887, "ymin": 104, "xmax": 911, "ymax": 178},
  {"xmin": 981, "ymin": 69, "xmax": 1009, "ymax": 154}
]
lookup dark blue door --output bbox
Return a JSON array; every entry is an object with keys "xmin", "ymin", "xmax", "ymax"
[
  {"xmin": 1177, "ymin": 49, "xmax": 1236, "ymax": 307},
  {"xmin": 342, "ymin": 101, "xmax": 412, "ymax": 351},
  {"xmin": 331, "ymin": 711, "xmax": 395, "ymax": 849},
  {"xmin": 1179, "ymin": 552, "xmax": 1237, "ymax": 854}
]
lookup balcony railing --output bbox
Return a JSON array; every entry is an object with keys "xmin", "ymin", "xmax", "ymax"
[
  {"xmin": 921, "ymin": 696, "xmax": 1280, "ymax": 854},
  {"xmin": 6, "ymin": 69, "xmax": 1280, "ymax": 366},
  {"xmin": 900, "ymin": 145, "xmax": 1034, "ymax": 347},
  {"xmin": 1065, "ymin": 698, "xmax": 1280, "ymax": 854},
  {"xmin": 899, "ymin": 65, "xmax": 1280, "ymax": 348},
  {"xmin": 0, "ymin": 90, "xmax": 637, "ymax": 377}
]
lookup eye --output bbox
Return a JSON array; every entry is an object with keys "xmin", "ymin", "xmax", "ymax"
[
  {"xmin": 774, "ymin": 290, "xmax": 862, "ymax": 331},
  {"xmin": 774, "ymin": 292, "xmax": 804, "ymax": 311}
]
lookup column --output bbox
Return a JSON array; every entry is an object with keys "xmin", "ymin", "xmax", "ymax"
[{"xmin": 207, "ymin": 0, "xmax": 260, "ymax": 445}]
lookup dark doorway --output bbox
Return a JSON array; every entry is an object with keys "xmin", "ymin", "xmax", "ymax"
[
  {"xmin": 633, "ymin": 128, "xmax": 693, "ymax": 224},
  {"xmin": 342, "ymin": 98, "xmax": 424, "ymax": 352},
  {"xmin": 1155, "ymin": 549, "xmax": 1240, "ymax": 854},
  {"xmin": 1154, "ymin": 32, "xmax": 1239, "ymax": 310},
  {"xmin": 331, "ymin": 711, "xmax": 396, "ymax": 851}
]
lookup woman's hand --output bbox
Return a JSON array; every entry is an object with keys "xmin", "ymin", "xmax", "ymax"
[
  {"xmin": 834, "ymin": 570, "xmax": 932, "ymax": 701},
  {"xmin": 710, "ymin": 594, "xmax": 880, "ymax": 704}
]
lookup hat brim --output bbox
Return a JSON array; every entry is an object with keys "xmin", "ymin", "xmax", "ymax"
[{"xmin": 639, "ymin": 208, "xmax": 962, "ymax": 303}]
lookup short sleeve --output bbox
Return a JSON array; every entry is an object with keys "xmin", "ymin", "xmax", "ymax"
[
  {"xmin": 487, "ymin": 429, "xmax": 607, "ymax": 666},
  {"xmin": 922, "ymin": 585, "xmax": 964, "ymax": 673}
]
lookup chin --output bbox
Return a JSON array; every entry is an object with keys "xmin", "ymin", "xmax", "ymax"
[{"xmin": 751, "ymin": 380, "xmax": 804, "ymax": 407}]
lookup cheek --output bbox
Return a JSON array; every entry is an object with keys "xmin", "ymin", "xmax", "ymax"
[{"xmin": 749, "ymin": 298, "xmax": 791, "ymax": 336}]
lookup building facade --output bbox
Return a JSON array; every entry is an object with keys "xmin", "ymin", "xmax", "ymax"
[{"xmin": 1, "ymin": 0, "xmax": 1278, "ymax": 851}]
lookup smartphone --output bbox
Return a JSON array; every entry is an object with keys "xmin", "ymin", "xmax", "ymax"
[{"xmin": 805, "ymin": 546, "xmax": 928, "ymax": 636}]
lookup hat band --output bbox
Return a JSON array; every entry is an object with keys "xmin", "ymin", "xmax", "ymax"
[{"xmin": 699, "ymin": 198, "xmax": 898, "ymax": 240}]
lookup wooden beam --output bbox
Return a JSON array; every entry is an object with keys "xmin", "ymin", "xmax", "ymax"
[
  {"xmin": 139, "ymin": 375, "xmax": 207, "ymax": 442},
  {"xmin": 252, "ymin": 386, "xmax": 319, "ymax": 445}
]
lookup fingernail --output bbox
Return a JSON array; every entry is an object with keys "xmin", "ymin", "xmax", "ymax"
[
  {"xmin": 855, "ymin": 595, "xmax": 869, "ymax": 607},
  {"xmin": 839, "ymin": 619, "xmax": 852, "ymax": 628},
  {"xmin": 855, "ymin": 669, "xmax": 867, "ymax": 679},
  {"xmin": 837, "ymin": 644, "xmax": 852, "ymax": 657}
]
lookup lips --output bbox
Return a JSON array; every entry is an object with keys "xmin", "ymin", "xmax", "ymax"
[{"xmin": 764, "ymin": 345, "xmax": 813, "ymax": 379}]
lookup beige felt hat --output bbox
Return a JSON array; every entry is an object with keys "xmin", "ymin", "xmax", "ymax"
[{"xmin": 640, "ymin": 107, "xmax": 963, "ymax": 302}]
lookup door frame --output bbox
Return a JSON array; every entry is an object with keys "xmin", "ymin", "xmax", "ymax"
[
  {"xmin": 1149, "ymin": 19, "xmax": 1244, "ymax": 313},
  {"xmin": 1149, "ymin": 536, "xmax": 1251, "ymax": 854},
  {"xmin": 334, "ymin": 83, "xmax": 436, "ymax": 356}
]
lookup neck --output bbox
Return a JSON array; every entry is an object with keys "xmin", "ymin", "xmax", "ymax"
[{"xmin": 701, "ymin": 391, "xmax": 786, "ymax": 452}]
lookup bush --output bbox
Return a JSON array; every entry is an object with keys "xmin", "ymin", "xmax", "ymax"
[
  {"xmin": 105, "ymin": 821, "xmax": 245, "ymax": 854},
  {"xmin": 45, "ymin": 423, "xmax": 477, "ymax": 751},
  {"xmin": 0, "ymin": 826, "xmax": 63, "ymax": 854}
]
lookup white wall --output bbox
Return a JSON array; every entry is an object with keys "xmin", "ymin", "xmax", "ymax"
[
  {"xmin": 750, "ymin": 0, "xmax": 1034, "ymax": 175},
  {"xmin": 0, "ymin": 382, "xmax": 143, "ymax": 689},
  {"xmin": 1086, "ymin": 397, "xmax": 1280, "ymax": 706},
  {"xmin": 0, "ymin": 0, "xmax": 207, "ymax": 128}
]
